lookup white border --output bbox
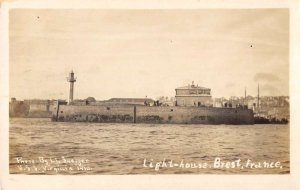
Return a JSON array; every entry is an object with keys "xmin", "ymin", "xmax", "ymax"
[{"xmin": 1, "ymin": 1, "xmax": 300, "ymax": 190}]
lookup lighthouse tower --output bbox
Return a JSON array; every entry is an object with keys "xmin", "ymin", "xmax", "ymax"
[{"xmin": 67, "ymin": 70, "xmax": 76, "ymax": 104}]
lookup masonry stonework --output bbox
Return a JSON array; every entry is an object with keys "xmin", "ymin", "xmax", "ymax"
[{"xmin": 53, "ymin": 105, "xmax": 254, "ymax": 125}]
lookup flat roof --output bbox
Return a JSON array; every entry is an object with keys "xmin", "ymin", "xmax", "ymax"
[{"xmin": 175, "ymin": 85, "xmax": 210, "ymax": 90}]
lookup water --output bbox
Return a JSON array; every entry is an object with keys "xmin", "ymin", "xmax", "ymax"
[{"xmin": 9, "ymin": 118, "xmax": 289, "ymax": 174}]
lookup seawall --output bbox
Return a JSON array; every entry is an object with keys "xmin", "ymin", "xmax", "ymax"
[
  {"xmin": 52, "ymin": 105, "xmax": 254, "ymax": 125},
  {"xmin": 27, "ymin": 111, "xmax": 52, "ymax": 118}
]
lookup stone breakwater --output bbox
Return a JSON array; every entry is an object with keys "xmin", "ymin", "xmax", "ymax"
[{"xmin": 52, "ymin": 105, "xmax": 254, "ymax": 125}]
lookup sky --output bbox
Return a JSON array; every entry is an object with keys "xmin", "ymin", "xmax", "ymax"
[{"xmin": 9, "ymin": 9, "xmax": 289, "ymax": 101}]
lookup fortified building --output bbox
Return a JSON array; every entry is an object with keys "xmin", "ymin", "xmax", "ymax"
[{"xmin": 175, "ymin": 82, "xmax": 212, "ymax": 107}]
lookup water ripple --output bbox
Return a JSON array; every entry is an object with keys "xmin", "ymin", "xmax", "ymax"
[{"xmin": 9, "ymin": 118, "xmax": 290, "ymax": 175}]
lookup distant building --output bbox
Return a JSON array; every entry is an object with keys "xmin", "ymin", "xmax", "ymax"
[
  {"xmin": 24, "ymin": 99, "xmax": 51, "ymax": 112},
  {"xmin": 9, "ymin": 98, "xmax": 67, "ymax": 117},
  {"xmin": 175, "ymin": 82, "xmax": 212, "ymax": 107},
  {"xmin": 212, "ymin": 98, "xmax": 224, "ymax": 107},
  {"xmin": 24, "ymin": 99, "xmax": 67, "ymax": 117},
  {"xmin": 156, "ymin": 96, "xmax": 175, "ymax": 106},
  {"xmin": 9, "ymin": 98, "xmax": 29, "ymax": 117}
]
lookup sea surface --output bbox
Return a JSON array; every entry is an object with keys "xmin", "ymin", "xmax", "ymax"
[{"xmin": 9, "ymin": 118, "xmax": 289, "ymax": 174}]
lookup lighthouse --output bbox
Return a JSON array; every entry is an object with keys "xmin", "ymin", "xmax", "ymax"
[{"xmin": 67, "ymin": 70, "xmax": 76, "ymax": 104}]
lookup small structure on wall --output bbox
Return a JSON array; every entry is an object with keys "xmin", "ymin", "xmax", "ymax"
[
  {"xmin": 105, "ymin": 98, "xmax": 155, "ymax": 106},
  {"xmin": 175, "ymin": 82, "xmax": 212, "ymax": 107}
]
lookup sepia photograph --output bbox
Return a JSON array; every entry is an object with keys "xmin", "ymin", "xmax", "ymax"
[{"xmin": 7, "ymin": 9, "xmax": 291, "ymax": 175}]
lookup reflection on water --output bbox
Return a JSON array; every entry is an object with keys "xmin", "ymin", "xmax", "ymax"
[{"xmin": 9, "ymin": 118, "xmax": 289, "ymax": 174}]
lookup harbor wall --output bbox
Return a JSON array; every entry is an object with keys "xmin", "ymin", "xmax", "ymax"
[
  {"xmin": 54, "ymin": 105, "xmax": 135, "ymax": 123},
  {"xmin": 27, "ymin": 111, "xmax": 52, "ymax": 118},
  {"xmin": 53, "ymin": 105, "xmax": 254, "ymax": 124},
  {"xmin": 136, "ymin": 106, "xmax": 254, "ymax": 124}
]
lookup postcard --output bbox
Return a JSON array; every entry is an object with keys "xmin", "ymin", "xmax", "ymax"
[{"xmin": 1, "ymin": 0, "xmax": 300, "ymax": 190}]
